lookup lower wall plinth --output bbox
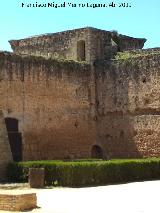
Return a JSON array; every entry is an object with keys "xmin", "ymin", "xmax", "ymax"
[{"xmin": 0, "ymin": 193, "xmax": 37, "ymax": 211}]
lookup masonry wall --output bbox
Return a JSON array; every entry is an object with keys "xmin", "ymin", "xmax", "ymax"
[
  {"xmin": 1, "ymin": 50, "xmax": 160, "ymax": 161},
  {"xmin": 95, "ymin": 53, "xmax": 160, "ymax": 158},
  {"xmin": 0, "ymin": 52, "xmax": 96, "ymax": 160},
  {"xmin": 9, "ymin": 28, "xmax": 146, "ymax": 63},
  {"xmin": 87, "ymin": 29, "xmax": 146, "ymax": 62},
  {"xmin": 9, "ymin": 28, "xmax": 92, "ymax": 62}
]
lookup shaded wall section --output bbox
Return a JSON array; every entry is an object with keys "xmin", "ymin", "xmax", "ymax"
[
  {"xmin": 95, "ymin": 54, "xmax": 160, "ymax": 158},
  {"xmin": 0, "ymin": 52, "xmax": 96, "ymax": 160},
  {"xmin": 0, "ymin": 110, "xmax": 12, "ymax": 181}
]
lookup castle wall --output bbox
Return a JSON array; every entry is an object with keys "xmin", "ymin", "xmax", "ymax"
[
  {"xmin": 1, "ymin": 50, "xmax": 160, "ymax": 161},
  {"xmin": 95, "ymin": 54, "xmax": 160, "ymax": 158},
  {"xmin": 0, "ymin": 52, "xmax": 96, "ymax": 160}
]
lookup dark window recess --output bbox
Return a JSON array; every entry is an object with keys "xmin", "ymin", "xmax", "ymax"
[
  {"xmin": 5, "ymin": 118, "xmax": 22, "ymax": 162},
  {"xmin": 120, "ymin": 130, "xmax": 124, "ymax": 137},
  {"xmin": 91, "ymin": 145, "xmax": 103, "ymax": 159},
  {"xmin": 5, "ymin": 118, "xmax": 18, "ymax": 132},
  {"xmin": 142, "ymin": 76, "xmax": 146, "ymax": 83},
  {"xmin": 77, "ymin": 40, "xmax": 86, "ymax": 61}
]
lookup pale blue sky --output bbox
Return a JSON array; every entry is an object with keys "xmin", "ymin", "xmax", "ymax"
[{"xmin": 0, "ymin": 0, "xmax": 160, "ymax": 51}]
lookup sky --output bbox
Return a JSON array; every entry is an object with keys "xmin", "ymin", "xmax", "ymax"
[{"xmin": 0, "ymin": 0, "xmax": 160, "ymax": 51}]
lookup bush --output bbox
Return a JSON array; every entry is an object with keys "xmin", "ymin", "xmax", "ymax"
[{"xmin": 7, "ymin": 159, "xmax": 160, "ymax": 187}]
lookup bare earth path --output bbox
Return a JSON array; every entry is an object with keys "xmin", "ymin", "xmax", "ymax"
[{"xmin": 0, "ymin": 181, "xmax": 160, "ymax": 213}]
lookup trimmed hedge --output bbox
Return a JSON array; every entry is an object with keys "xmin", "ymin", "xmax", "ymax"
[{"xmin": 7, "ymin": 159, "xmax": 160, "ymax": 187}]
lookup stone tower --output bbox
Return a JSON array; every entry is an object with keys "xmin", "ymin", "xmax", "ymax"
[{"xmin": 9, "ymin": 27, "xmax": 146, "ymax": 63}]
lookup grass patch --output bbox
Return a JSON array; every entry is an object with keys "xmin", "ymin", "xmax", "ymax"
[{"xmin": 115, "ymin": 50, "xmax": 160, "ymax": 60}]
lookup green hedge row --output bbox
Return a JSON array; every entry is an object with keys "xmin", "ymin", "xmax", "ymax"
[{"xmin": 7, "ymin": 159, "xmax": 160, "ymax": 187}]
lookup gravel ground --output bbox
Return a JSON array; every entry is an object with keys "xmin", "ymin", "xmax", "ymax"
[{"xmin": 0, "ymin": 181, "xmax": 160, "ymax": 213}]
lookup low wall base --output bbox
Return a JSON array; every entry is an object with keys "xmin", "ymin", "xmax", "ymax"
[{"xmin": 0, "ymin": 192, "xmax": 37, "ymax": 211}]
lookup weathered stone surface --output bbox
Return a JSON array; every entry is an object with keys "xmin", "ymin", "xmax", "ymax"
[
  {"xmin": 95, "ymin": 53, "xmax": 160, "ymax": 158},
  {"xmin": 0, "ymin": 193, "xmax": 37, "ymax": 211},
  {"xmin": 0, "ymin": 52, "xmax": 95, "ymax": 160},
  {"xmin": 0, "ymin": 28, "xmax": 159, "ymax": 161},
  {"xmin": 29, "ymin": 168, "xmax": 45, "ymax": 188},
  {"xmin": 9, "ymin": 27, "xmax": 146, "ymax": 63}
]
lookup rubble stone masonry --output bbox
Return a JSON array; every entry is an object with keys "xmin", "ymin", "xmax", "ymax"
[
  {"xmin": 95, "ymin": 53, "xmax": 160, "ymax": 158},
  {"xmin": 0, "ymin": 193, "xmax": 37, "ymax": 211},
  {"xmin": 0, "ymin": 52, "xmax": 95, "ymax": 160}
]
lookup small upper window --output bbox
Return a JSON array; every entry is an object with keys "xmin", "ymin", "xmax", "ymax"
[{"xmin": 77, "ymin": 40, "xmax": 86, "ymax": 61}]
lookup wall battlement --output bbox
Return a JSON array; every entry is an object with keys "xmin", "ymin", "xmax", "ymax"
[{"xmin": 0, "ymin": 51, "xmax": 90, "ymax": 80}]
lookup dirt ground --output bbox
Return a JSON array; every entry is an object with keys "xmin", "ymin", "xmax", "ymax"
[{"xmin": 0, "ymin": 181, "xmax": 160, "ymax": 213}]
